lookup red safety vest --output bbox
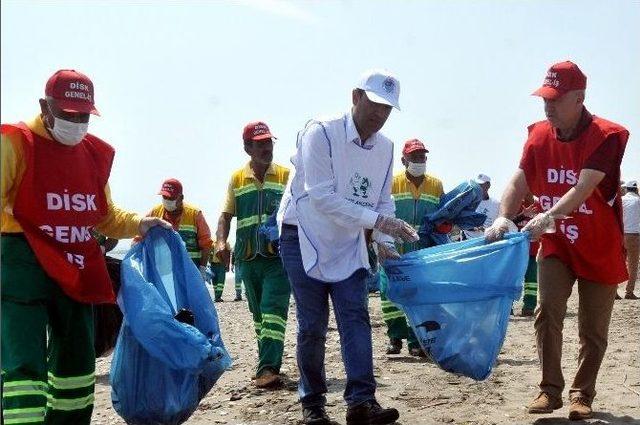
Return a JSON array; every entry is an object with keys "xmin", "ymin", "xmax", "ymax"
[
  {"xmin": 523, "ymin": 117, "xmax": 629, "ymax": 285},
  {"xmin": 2, "ymin": 122, "xmax": 116, "ymax": 303}
]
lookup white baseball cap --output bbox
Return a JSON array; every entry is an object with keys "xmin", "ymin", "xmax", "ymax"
[
  {"xmin": 624, "ymin": 180, "xmax": 638, "ymax": 189},
  {"xmin": 475, "ymin": 173, "xmax": 491, "ymax": 184},
  {"xmin": 356, "ymin": 69, "xmax": 401, "ymax": 110}
]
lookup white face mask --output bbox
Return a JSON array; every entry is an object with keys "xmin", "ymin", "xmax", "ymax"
[
  {"xmin": 406, "ymin": 161, "xmax": 426, "ymax": 177},
  {"xmin": 162, "ymin": 198, "xmax": 178, "ymax": 212},
  {"xmin": 49, "ymin": 116, "xmax": 89, "ymax": 146}
]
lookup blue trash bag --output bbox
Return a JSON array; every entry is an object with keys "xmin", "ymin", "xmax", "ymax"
[
  {"xmin": 385, "ymin": 232, "xmax": 529, "ymax": 381},
  {"xmin": 110, "ymin": 227, "xmax": 232, "ymax": 425}
]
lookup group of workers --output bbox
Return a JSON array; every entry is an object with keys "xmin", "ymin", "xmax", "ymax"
[{"xmin": 1, "ymin": 59, "xmax": 636, "ymax": 425}]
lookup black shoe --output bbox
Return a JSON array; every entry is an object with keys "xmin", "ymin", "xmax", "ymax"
[
  {"xmin": 215, "ymin": 297, "xmax": 224, "ymax": 303},
  {"xmin": 302, "ymin": 406, "xmax": 331, "ymax": 425},
  {"xmin": 625, "ymin": 292, "xmax": 639, "ymax": 300},
  {"xmin": 615, "ymin": 293, "xmax": 622, "ymax": 300},
  {"xmin": 521, "ymin": 308, "xmax": 535, "ymax": 317},
  {"xmin": 385, "ymin": 338, "xmax": 402, "ymax": 355},
  {"xmin": 234, "ymin": 295, "xmax": 243, "ymax": 301},
  {"xmin": 346, "ymin": 400, "xmax": 399, "ymax": 425}
]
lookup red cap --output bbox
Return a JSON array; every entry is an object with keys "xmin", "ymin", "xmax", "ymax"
[
  {"xmin": 532, "ymin": 61, "xmax": 587, "ymax": 100},
  {"xmin": 158, "ymin": 178, "xmax": 183, "ymax": 198},
  {"xmin": 45, "ymin": 69, "xmax": 99, "ymax": 115},
  {"xmin": 402, "ymin": 139, "xmax": 429, "ymax": 155},
  {"xmin": 242, "ymin": 121, "xmax": 276, "ymax": 142}
]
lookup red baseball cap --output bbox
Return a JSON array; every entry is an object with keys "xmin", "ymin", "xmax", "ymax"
[
  {"xmin": 158, "ymin": 178, "xmax": 183, "ymax": 198},
  {"xmin": 45, "ymin": 69, "xmax": 99, "ymax": 115},
  {"xmin": 402, "ymin": 139, "xmax": 429, "ymax": 155},
  {"xmin": 242, "ymin": 121, "xmax": 277, "ymax": 142},
  {"xmin": 532, "ymin": 61, "xmax": 587, "ymax": 100}
]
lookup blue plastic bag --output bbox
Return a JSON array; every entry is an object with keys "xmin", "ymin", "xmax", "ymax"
[
  {"xmin": 110, "ymin": 227, "xmax": 232, "ymax": 425},
  {"xmin": 385, "ymin": 233, "xmax": 528, "ymax": 380}
]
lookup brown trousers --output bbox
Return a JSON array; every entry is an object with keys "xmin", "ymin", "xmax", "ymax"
[
  {"xmin": 623, "ymin": 233, "xmax": 639, "ymax": 295},
  {"xmin": 535, "ymin": 256, "xmax": 616, "ymax": 402}
]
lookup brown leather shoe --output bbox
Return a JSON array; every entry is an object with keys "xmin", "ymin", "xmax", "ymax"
[
  {"xmin": 568, "ymin": 396, "xmax": 592, "ymax": 420},
  {"xmin": 528, "ymin": 392, "xmax": 563, "ymax": 413},
  {"xmin": 254, "ymin": 369, "xmax": 281, "ymax": 388}
]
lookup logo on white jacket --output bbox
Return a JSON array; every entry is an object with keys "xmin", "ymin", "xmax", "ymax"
[{"xmin": 350, "ymin": 173, "xmax": 371, "ymax": 198}]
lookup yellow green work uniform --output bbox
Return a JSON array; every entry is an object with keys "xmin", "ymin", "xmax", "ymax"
[
  {"xmin": 221, "ymin": 162, "xmax": 291, "ymax": 376},
  {"xmin": 381, "ymin": 172, "xmax": 444, "ymax": 350},
  {"xmin": 1, "ymin": 116, "xmax": 142, "ymax": 425},
  {"xmin": 210, "ymin": 242, "xmax": 230, "ymax": 300}
]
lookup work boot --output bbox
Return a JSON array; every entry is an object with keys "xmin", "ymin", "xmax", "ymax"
[
  {"xmin": 409, "ymin": 347, "xmax": 427, "ymax": 358},
  {"xmin": 521, "ymin": 308, "xmax": 535, "ymax": 317},
  {"xmin": 568, "ymin": 396, "xmax": 592, "ymax": 420},
  {"xmin": 302, "ymin": 406, "xmax": 331, "ymax": 425},
  {"xmin": 625, "ymin": 292, "xmax": 639, "ymax": 300},
  {"xmin": 254, "ymin": 368, "xmax": 281, "ymax": 388},
  {"xmin": 527, "ymin": 392, "xmax": 563, "ymax": 413},
  {"xmin": 346, "ymin": 400, "xmax": 399, "ymax": 425},
  {"xmin": 385, "ymin": 338, "xmax": 402, "ymax": 355}
]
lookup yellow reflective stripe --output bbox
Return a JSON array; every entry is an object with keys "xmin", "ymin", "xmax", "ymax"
[
  {"xmin": 46, "ymin": 394, "xmax": 94, "ymax": 411},
  {"xmin": 260, "ymin": 329, "xmax": 285, "ymax": 342},
  {"xmin": 3, "ymin": 406, "xmax": 46, "ymax": 423},
  {"xmin": 261, "ymin": 313, "xmax": 286, "ymax": 328},
  {"xmin": 234, "ymin": 184, "xmax": 258, "ymax": 197},
  {"xmin": 5, "ymin": 419, "xmax": 45, "ymax": 425},
  {"xmin": 380, "ymin": 300, "xmax": 397, "ymax": 308},
  {"xmin": 3, "ymin": 390, "xmax": 48, "ymax": 398},
  {"xmin": 262, "ymin": 182, "xmax": 285, "ymax": 192},
  {"xmin": 392, "ymin": 193, "xmax": 412, "ymax": 201},
  {"xmin": 237, "ymin": 214, "xmax": 268, "ymax": 230},
  {"xmin": 188, "ymin": 251, "xmax": 201, "ymax": 258},
  {"xmin": 3, "ymin": 380, "xmax": 47, "ymax": 388},
  {"xmin": 383, "ymin": 311, "xmax": 407, "ymax": 321},
  {"xmin": 179, "ymin": 225, "xmax": 197, "ymax": 232},
  {"xmin": 419, "ymin": 194, "xmax": 440, "ymax": 204},
  {"xmin": 47, "ymin": 372, "xmax": 94, "ymax": 390}
]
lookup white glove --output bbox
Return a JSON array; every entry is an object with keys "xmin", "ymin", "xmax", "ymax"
[
  {"xmin": 484, "ymin": 217, "xmax": 518, "ymax": 242},
  {"xmin": 199, "ymin": 265, "xmax": 208, "ymax": 281},
  {"xmin": 522, "ymin": 212, "xmax": 556, "ymax": 241},
  {"xmin": 376, "ymin": 241, "xmax": 401, "ymax": 262},
  {"xmin": 374, "ymin": 215, "xmax": 419, "ymax": 243}
]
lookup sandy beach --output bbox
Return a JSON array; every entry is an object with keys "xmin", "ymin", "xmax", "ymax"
[{"xmin": 93, "ymin": 277, "xmax": 640, "ymax": 425}]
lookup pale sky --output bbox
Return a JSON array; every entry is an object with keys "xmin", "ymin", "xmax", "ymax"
[{"xmin": 2, "ymin": 1, "xmax": 638, "ymax": 249}]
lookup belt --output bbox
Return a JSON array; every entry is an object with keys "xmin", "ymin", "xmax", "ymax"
[{"xmin": 1, "ymin": 232, "xmax": 25, "ymax": 238}]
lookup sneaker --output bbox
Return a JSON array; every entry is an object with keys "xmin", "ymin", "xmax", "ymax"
[
  {"xmin": 409, "ymin": 347, "xmax": 427, "ymax": 358},
  {"xmin": 528, "ymin": 392, "xmax": 563, "ymax": 414},
  {"xmin": 254, "ymin": 368, "xmax": 281, "ymax": 388},
  {"xmin": 568, "ymin": 396, "xmax": 592, "ymax": 420},
  {"xmin": 385, "ymin": 338, "xmax": 402, "ymax": 355},
  {"xmin": 521, "ymin": 308, "xmax": 535, "ymax": 317},
  {"xmin": 624, "ymin": 293, "xmax": 639, "ymax": 300},
  {"xmin": 346, "ymin": 400, "xmax": 399, "ymax": 425},
  {"xmin": 215, "ymin": 297, "xmax": 224, "ymax": 303},
  {"xmin": 302, "ymin": 406, "xmax": 331, "ymax": 425}
]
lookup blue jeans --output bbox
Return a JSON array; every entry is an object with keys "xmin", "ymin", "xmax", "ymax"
[{"xmin": 279, "ymin": 224, "xmax": 376, "ymax": 408}]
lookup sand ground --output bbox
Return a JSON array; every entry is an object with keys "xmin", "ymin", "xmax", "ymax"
[{"xmin": 93, "ymin": 277, "xmax": 640, "ymax": 425}]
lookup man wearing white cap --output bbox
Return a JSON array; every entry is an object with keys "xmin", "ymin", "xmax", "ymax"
[
  {"xmin": 462, "ymin": 173, "xmax": 500, "ymax": 239},
  {"xmin": 277, "ymin": 70, "xmax": 416, "ymax": 425},
  {"xmin": 620, "ymin": 180, "xmax": 639, "ymax": 299}
]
